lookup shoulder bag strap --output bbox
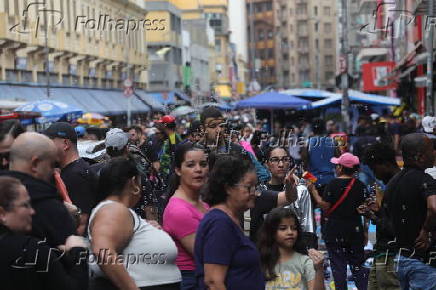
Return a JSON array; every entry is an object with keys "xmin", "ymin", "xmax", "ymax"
[{"xmin": 326, "ymin": 178, "xmax": 356, "ymax": 217}]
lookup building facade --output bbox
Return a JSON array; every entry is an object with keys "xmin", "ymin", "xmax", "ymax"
[
  {"xmin": 246, "ymin": 0, "xmax": 276, "ymax": 89},
  {"xmin": 229, "ymin": 0, "xmax": 249, "ymax": 98},
  {"xmin": 145, "ymin": 0, "xmax": 183, "ymax": 92},
  {"xmin": 1, "ymin": 0, "xmax": 148, "ymax": 89},
  {"xmin": 274, "ymin": 0, "xmax": 337, "ymax": 89}
]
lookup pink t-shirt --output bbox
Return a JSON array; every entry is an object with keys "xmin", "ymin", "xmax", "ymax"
[{"xmin": 163, "ymin": 196, "xmax": 209, "ymax": 271}]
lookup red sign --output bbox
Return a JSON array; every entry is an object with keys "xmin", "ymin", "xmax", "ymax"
[{"xmin": 362, "ymin": 61, "xmax": 397, "ymax": 92}]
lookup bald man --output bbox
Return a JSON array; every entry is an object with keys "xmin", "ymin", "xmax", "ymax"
[{"xmin": 0, "ymin": 132, "xmax": 75, "ymax": 247}]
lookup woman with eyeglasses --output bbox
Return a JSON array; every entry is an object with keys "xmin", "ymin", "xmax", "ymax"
[
  {"xmin": 0, "ymin": 176, "xmax": 89, "ymax": 290},
  {"xmin": 163, "ymin": 143, "xmax": 209, "ymax": 290},
  {"xmin": 194, "ymin": 155, "xmax": 265, "ymax": 289},
  {"xmin": 248, "ymin": 147, "xmax": 298, "ymax": 242},
  {"xmin": 265, "ymin": 147, "xmax": 293, "ymax": 191}
]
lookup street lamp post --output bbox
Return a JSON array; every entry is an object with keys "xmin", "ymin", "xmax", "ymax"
[
  {"xmin": 427, "ymin": 0, "xmax": 435, "ymax": 115},
  {"xmin": 340, "ymin": 0, "xmax": 350, "ymax": 133}
]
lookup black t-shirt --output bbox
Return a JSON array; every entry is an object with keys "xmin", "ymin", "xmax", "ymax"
[
  {"xmin": 267, "ymin": 183, "xmax": 284, "ymax": 191},
  {"xmin": 249, "ymin": 190, "xmax": 278, "ymax": 242},
  {"xmin": 61, "ymin": 158, "xmax": 97, "ymax": 214},
  {"xmin": 384, "ymin": 167, "xmax": 436, "ymax": 257},
  {"xmin": 322, "ymin": 178, "xmax": 367, "ymax": 243}
]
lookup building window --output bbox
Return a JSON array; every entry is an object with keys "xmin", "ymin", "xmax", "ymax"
[
  {"xmin": 314, "ymin": 22, "xmax": 318, "ymax": 32},
  {"xmin": 325, "ymin": 55, "xmax": 334, "ymax": 66},
  {"xmin": 215, "ymin": 39, "xmax": 222, "ymax": 52},
  {"xmin": 296, "ymin": 4, "xmax": 307, "ymax": 14},
  {"xmin": 315, "ymin": 39, "xmax": 319, "ymax": 50},
  {"xmin": 299, "ymin": 70, "xmax": 310, "ymax": 82},
  {"xmin": 324, "ymin": 38, "xmax": 333, "ymax": 48},
  {"xmin": 268, "ymin": 30, "xmax": 273, "ymax": 39},
  {"xmin": 266, "ymin": 2, "xmax": 272, "ymax": 11},
  {"xmin": 298, "ymin": 37, "xmax": 308, "ymax": 49},
  {"xmin": 324, "ymin": 23, "xmax": 332, "ymax": 33},
  {"xmin": 281, "ymin": 37, "xmax": 288, "ymax": 48},
  {"xmin": 297, "ymin": 21, "xmax": 308, "ymax": 35},
  {"xmin": 258, "ymin": 29, "xmax": 265, "ymax": 40},
  {"xmin": 267, "ymin": 48, "xmax": 274, "ymax": 58},
  {"xmin": 299, "ymin": 56, "xmax": 309, "ymax": 66},
  {"xmin": 314, "ymin": 6, "xmax": 318, "ymax": 16},
  {"xmin": 255, "ymin": 2, "xmax": 263, "ymax": 13},
  {"xmin": 324, "ymin": 7, "xmax": 331, "ymax": 16}
]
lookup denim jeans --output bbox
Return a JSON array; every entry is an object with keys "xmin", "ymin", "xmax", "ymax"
[
  {"xmin": 396, "ymin": 255, "xmax": 436, "ymax": 290},
  {"xmin": 181, "ymin": 270, "xmax": 196, "ymax": 290}
]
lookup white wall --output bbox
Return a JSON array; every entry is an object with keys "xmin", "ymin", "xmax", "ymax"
[{"xmin": 228, "ymin": 0, "xmax": 248, "ymax": 62}]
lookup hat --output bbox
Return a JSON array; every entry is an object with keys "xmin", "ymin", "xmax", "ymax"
[
  {"xmin": 156, "ymin": 115, "xmax": 176, "ymax": 124},
  {"xmin": 330, "ymin": 152, "xmax": 360, "ymax": 168},
  {"xmin": 422, "ymin": 116, "xmax": 436, "ymax": 133},
  {"xmin": 75, "ymin": 126, "xmax": 86, "ymax": 138},
  {"xmin": 188, "ymin": 120, "xmax": 202, "ymax": 135},
  {"xmin": 43, "ymin": 122, "xmax": 77, "ymax": 143},
  {"xmin": 105, "ymin": 128, "xmax": 129, "ymax": 150}
]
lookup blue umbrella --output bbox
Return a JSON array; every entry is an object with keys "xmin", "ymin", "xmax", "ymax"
[
  {"xmin": 306, "ymin": 91, "xmax": 401, "ymax": 110},
  {"xmin": 236, "ymin": 92, "xmax": 310, "ymax": 109},
  {"xmin": 281, "ymin": 88, "xmax": 337, "ymax": 99},
  {"xmin": 15, "ymin": 99, "xmax": 83, "ymax": 124}
]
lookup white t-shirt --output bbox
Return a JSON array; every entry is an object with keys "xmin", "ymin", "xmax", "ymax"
[
  {"xmin": 425, "ymin": 167, "xmax": 436, "ymax": 179},
  {"xmin": 88, "ymin": 200, "xmax": 181, "ymax": 287}
]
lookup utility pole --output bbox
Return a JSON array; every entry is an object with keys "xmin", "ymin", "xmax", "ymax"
[
  {"xmin": 249, "ymin": 0, "xmax": 255, "ymax": 82},
  {"xmin": 340, "ymin": 0, "xmax": 350, "ymax": 133},
  {"xmin": 427, "ymin": 0, "xmax": 435, "ymax": 115},
  {"xmin": 44, "ymin": 2, "xmax": 50, "ymax": 98}
]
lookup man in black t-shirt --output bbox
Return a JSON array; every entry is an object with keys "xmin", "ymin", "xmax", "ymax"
[
  {"xmin": 361, "ymin": 142, "xmax": 401, "ymax": 290},
  {"xmin": 44, "ymin": 122, "xmax": 97, "ymax": 236},
  {"xmin": 384, "ymin": 133, "xmax": 436, "ymax": 289}
]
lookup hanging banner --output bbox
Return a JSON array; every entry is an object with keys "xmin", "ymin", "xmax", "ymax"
[{"xmin": 362, "ymin": 61, "xmax": 397, "ymax": 92}]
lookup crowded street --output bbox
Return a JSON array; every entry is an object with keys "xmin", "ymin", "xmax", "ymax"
[{"xmin": 0, "ymin": 0, "xmax": 436, "ymax": 290}]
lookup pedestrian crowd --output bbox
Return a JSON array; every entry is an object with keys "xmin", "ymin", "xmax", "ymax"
[{"xmin": 0, "ymin": 108, "xmax": 435, "ymax": 290}]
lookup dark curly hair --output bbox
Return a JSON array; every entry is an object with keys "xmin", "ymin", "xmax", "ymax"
[
  {"xmin": 257, "ymin": 207, "xmax": 305, "ymax": 281},
  {"xmin": 202, "ymin": 155, "xmax": 255, "ymax": 206}
]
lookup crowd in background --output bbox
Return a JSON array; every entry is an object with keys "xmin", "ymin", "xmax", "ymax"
[{"xmin": 0, "ymin": 107, "xmax": 435, "ymax": 290}]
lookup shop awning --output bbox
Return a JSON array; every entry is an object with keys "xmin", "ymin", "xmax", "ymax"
[
  {"xmin": 215, "ymin": 85, "xmax": 232, "ymax": 99},
  {"xmin": 134, "ymin": 90, "xmax": 165, "ymax": 111},
  {"xmin": 0, "ymin": 84, "xmax": 152, "ymax": 115}
]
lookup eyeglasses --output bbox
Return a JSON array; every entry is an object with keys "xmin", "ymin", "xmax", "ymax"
[
  {"xmin": 268, "ymin": 156, "xmax": 292, "ymax": 164},
  {"xmin": 234, "ymin": 184, "xmax": 257, "ymax": 193},
  {"xmin": 206, "ymin": 120, "xmax": 226, "ymax": 129}
]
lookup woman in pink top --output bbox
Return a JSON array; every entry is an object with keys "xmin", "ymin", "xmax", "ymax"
[{"xmin": 163, "ymin": 143, "xmax": 209, "ymax": 290}]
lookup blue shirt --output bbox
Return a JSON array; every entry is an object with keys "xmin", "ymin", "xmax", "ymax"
[
  {"xmin": 194, "ymin": 208, "xmax": 265, "ymax": 290},
  {"xmin": 307, "ymin": 136, "xmax": 336, "ymax": 186}
]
